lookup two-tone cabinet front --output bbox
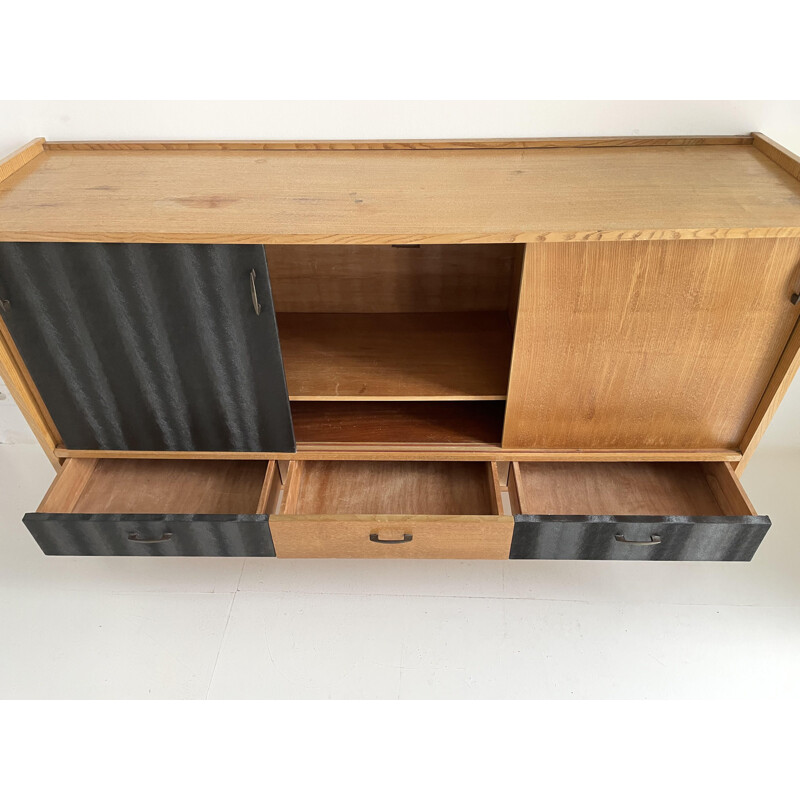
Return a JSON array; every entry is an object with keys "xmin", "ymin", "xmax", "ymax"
[{"xmin": 1, "ymin": 134, "xmax": 799, "ymax": 561}]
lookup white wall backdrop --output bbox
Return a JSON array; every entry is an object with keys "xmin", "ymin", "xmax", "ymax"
[{"xmin": 1, "ymin": 100, "xmax": 799, "ymax": 450}]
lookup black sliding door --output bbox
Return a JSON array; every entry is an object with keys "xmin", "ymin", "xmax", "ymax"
[{"xmin": 0, "ymin": 243, "xmax": 295, "ymax": 452}]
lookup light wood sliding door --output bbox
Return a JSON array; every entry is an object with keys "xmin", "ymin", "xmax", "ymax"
[{"xmin": 503, "ymin": 239, "xmax": 800, "ymax": 450}]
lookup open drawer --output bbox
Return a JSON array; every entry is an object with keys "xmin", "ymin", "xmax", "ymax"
[
  {"xmin": 24, "ymin": 458, "xmax": 279, "ymax": 556},
  {"xmin": 270, "ymin": 460, "xmax": 513, "ymax": 558},
  {"xmin": 507, "ymin": 462, "xmax": 770, "ymax": 561}
]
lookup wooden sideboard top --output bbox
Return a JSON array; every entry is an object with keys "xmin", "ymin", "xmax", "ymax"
[{"xmin": 1, "ymin": 134, "xmax": 799, "ymax": 244}]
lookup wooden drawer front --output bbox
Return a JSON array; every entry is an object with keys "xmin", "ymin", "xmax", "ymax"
[
  {"xmin": 272, "ymin": 460, "xmax": 512, "ymax": 559},
  {"xmin": 271, "ymin": 516, "xmax": 512, "ymax": 559},
  {"xmin": 23, "ymin": 514, "xmax": 275, "ymax": 557},
  {"xmin": 510, "ymin": 516, "xmax": 770, "ymax": 561}
]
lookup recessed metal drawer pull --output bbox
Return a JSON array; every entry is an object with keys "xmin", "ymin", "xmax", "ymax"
[
  {"xmin": 370, "ymin": 532, "xmax": 413, "ymax": 544},
  {"xmin": 128, "ymin": 532, "xmax": 173, "ymax": 543},
  {"xmin": 249, "ymin": 269, "xmax": 262, "ymax": 315},
  {"xmin": 614, "ymin": 534, "xmax": 662, "ymax": 546},
  {"xmin": 0, "ymin": 299, "xmax": 10, "ymax": 312}
]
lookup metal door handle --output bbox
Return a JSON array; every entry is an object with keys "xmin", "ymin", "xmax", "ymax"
[
  {"xmin": 614, "ymin": 534, "xmax": 662, "ymax": 546},
  {"xmin": 370, "ymin": 532, "xmax": 413, "ymax": 544},
  {"xmin": 128, "ymin": 532, "xmax": 173, "ymax": 543},
  {"xmin": 250, "ymin": 270, "xmax": 262, "ymax": 315}
]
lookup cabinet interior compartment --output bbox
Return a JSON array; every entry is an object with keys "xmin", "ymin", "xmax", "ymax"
[
  {"xmin": 38, "ymin": 458, "xmax": 276, "ymax": 515},
  {"xmin": 278, "ymin": 460, "xmax": 505, "ymax": 516},
  {"xmin": 267, "ymin": 244, "xmax": 521, "ymax": 404},
  {"xmin": 291, "ymin": 401, "xmax": 505, "ymax": 445},
  {"xmin": 508, "ymin": 461, "xmax": 756, "ymax": 517}
]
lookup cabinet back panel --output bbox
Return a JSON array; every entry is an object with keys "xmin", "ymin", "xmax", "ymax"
[
  {"xmin": 504, "ymin": 238, "xmax": 800, "ymax": 449},
  {"xmin": 265, "ymin": 244, "xmax": 519, "ymax": 313}
]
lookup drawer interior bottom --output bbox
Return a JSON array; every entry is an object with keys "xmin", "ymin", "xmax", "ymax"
[
  {"xmin": 39, "ymin": 459, "xmax": 273, "ymax": 515},
  {"xmin": 509, "ymin": 461, "xmax": 755, "ymax": 516},
  {"xmin": 280, "ymin": 460, "xmax": 504, "ymax": 516}
]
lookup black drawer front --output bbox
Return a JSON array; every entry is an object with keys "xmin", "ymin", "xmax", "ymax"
[
  {"xmin": 23, "ymin": 514, "xmax": 275, "ymax": 557},
  {"xmin": 510, "ymin": 515, "xmax": 771, "ymax": 561}
]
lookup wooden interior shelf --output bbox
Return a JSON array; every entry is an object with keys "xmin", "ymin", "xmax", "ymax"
[
  {"xmin": 291, "ymin": 401, "xmax": 505, "ymax": 445},
  {"xmin": 276, "ymin": 312, "xmax": 513, "ymax": 401}
]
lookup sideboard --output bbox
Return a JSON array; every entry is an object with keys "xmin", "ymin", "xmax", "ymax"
[{"xmin": 1, "ymin": 133, "xmax": 799, "ymax": 560}]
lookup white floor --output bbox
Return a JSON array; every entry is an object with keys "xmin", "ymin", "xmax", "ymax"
[{"xmin": 1, "ymin": 443, "xmax": 799, "ymax": 699}]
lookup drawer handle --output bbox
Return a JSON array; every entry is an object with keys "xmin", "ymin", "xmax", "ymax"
[
  {"xmin": 128, "ymin": 532, "xmax": 173, "ymax": 543},
  {"xmin": 249, "ymin": 269, "xmax": 262, "ymax": 316},
  {"xmin": 369, "ymin": 532, "xmax": 413, "ymax": 544},
  {"xmin": 614, "ymin": 533, "xmax": 662, "ymax": 546}
]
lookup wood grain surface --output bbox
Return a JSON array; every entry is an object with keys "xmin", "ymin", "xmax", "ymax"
[
  {"xmin": 2, "ymin": 141, "xmax": 799, "ymax": 243},
  {"xmin": 53, "ymin": 447, "xmax": 742, "ymax": 462},
  {"xmin": 266, "ymin": 244, "xmax": 518, "ymax": 313},
  {"xmin": 285, "ymin": 460, "xmax": 499, "ymax": 515},
  {"xmin": 43, "ymin": 136, "xmax": 754, "ymax": 151},
  {"xmin": 44, "ymin": 459, "xmax": 271, "ymax": 514},
  {"xmin": 504, "ymin": 238, "xmax": 800, "ymax": 449},
  {"xmin": 277, "ymin": 311, "xmax": 513, "ymax": 400},
  {"xmin": 269, "ymin": 515, "xmax": 514, "ymax": 559},
  {"xmin": 291, "ymin": 401, "xmax": 505, "ymax": 445},
  {"xmin": 510, "ymin": 461, "xmax": 753, "ymax": 516}
]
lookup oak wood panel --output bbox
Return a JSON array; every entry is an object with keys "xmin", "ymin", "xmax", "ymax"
[
  {"xmin": 3, "ymin": 143, "xmax": 800, "ymax": 244},
  {"xmin": 266, "ymin": 244, "xmax": 517, "ymax": 313},
  {"xmin": 277, "ymin": 312, "xmax": 512, "ymax": 401},
  {"xmin": 736, "ymin": 315, "xmax": 800, "ymax": 474},
  {"xmin": 496, "ymin": 460, "xmax": 511, "ymax": 488},
  {"xmin": 270, "ymin": 515, "xmax": 514, "ymax": 559},
  {"xmin": 60, "ymin": 459, "xmax": 269, "ymax": 514},
  {"xmin": 487, "ymin": 463, "xmax": 505, "ymax": 515},
  {"xmin": 510, "ymin": 462, "xmax": 743, "ymax": 516},
  {"xmin": 53, "ymin": 447, "xmax": 742, "ymax": 462},
  {"xmin": 0, "ymin": 139, "xmax": 45, "ymax": 183},
  {"xmin": 287, "ymin": 460, "xmax": 499, "ymax": 515},
  {"xmin": 753, "ymin": 133, "xmax": 800, "ymax": 181},
  {"xmin": 256, "ymin": 461, "xmax": 281, "ymax": 514},
  {"xmin": 43, "ymin": 136, "xmax": 753, "ymax": 151},
  {"xmin": 278, "ymin": 461, "xmax": 303, "ymax": 514},
  {"xmin": 504, "ymin": 239, "xmax": 800, "ymax": 450},
  {"xmin": 703, "ymin": 462, "xmax": 756, "ymax": 516},
  {"xmin": 291, "ymin": 401, "xmax": 504, "ymax": 445},
  {"xmin": 508, "ymin": 462, "xmax": 527, "ymax": 512},
  {"xmin": 37, "ymin": 459, "xmax": 98, "ymax": 513}
]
